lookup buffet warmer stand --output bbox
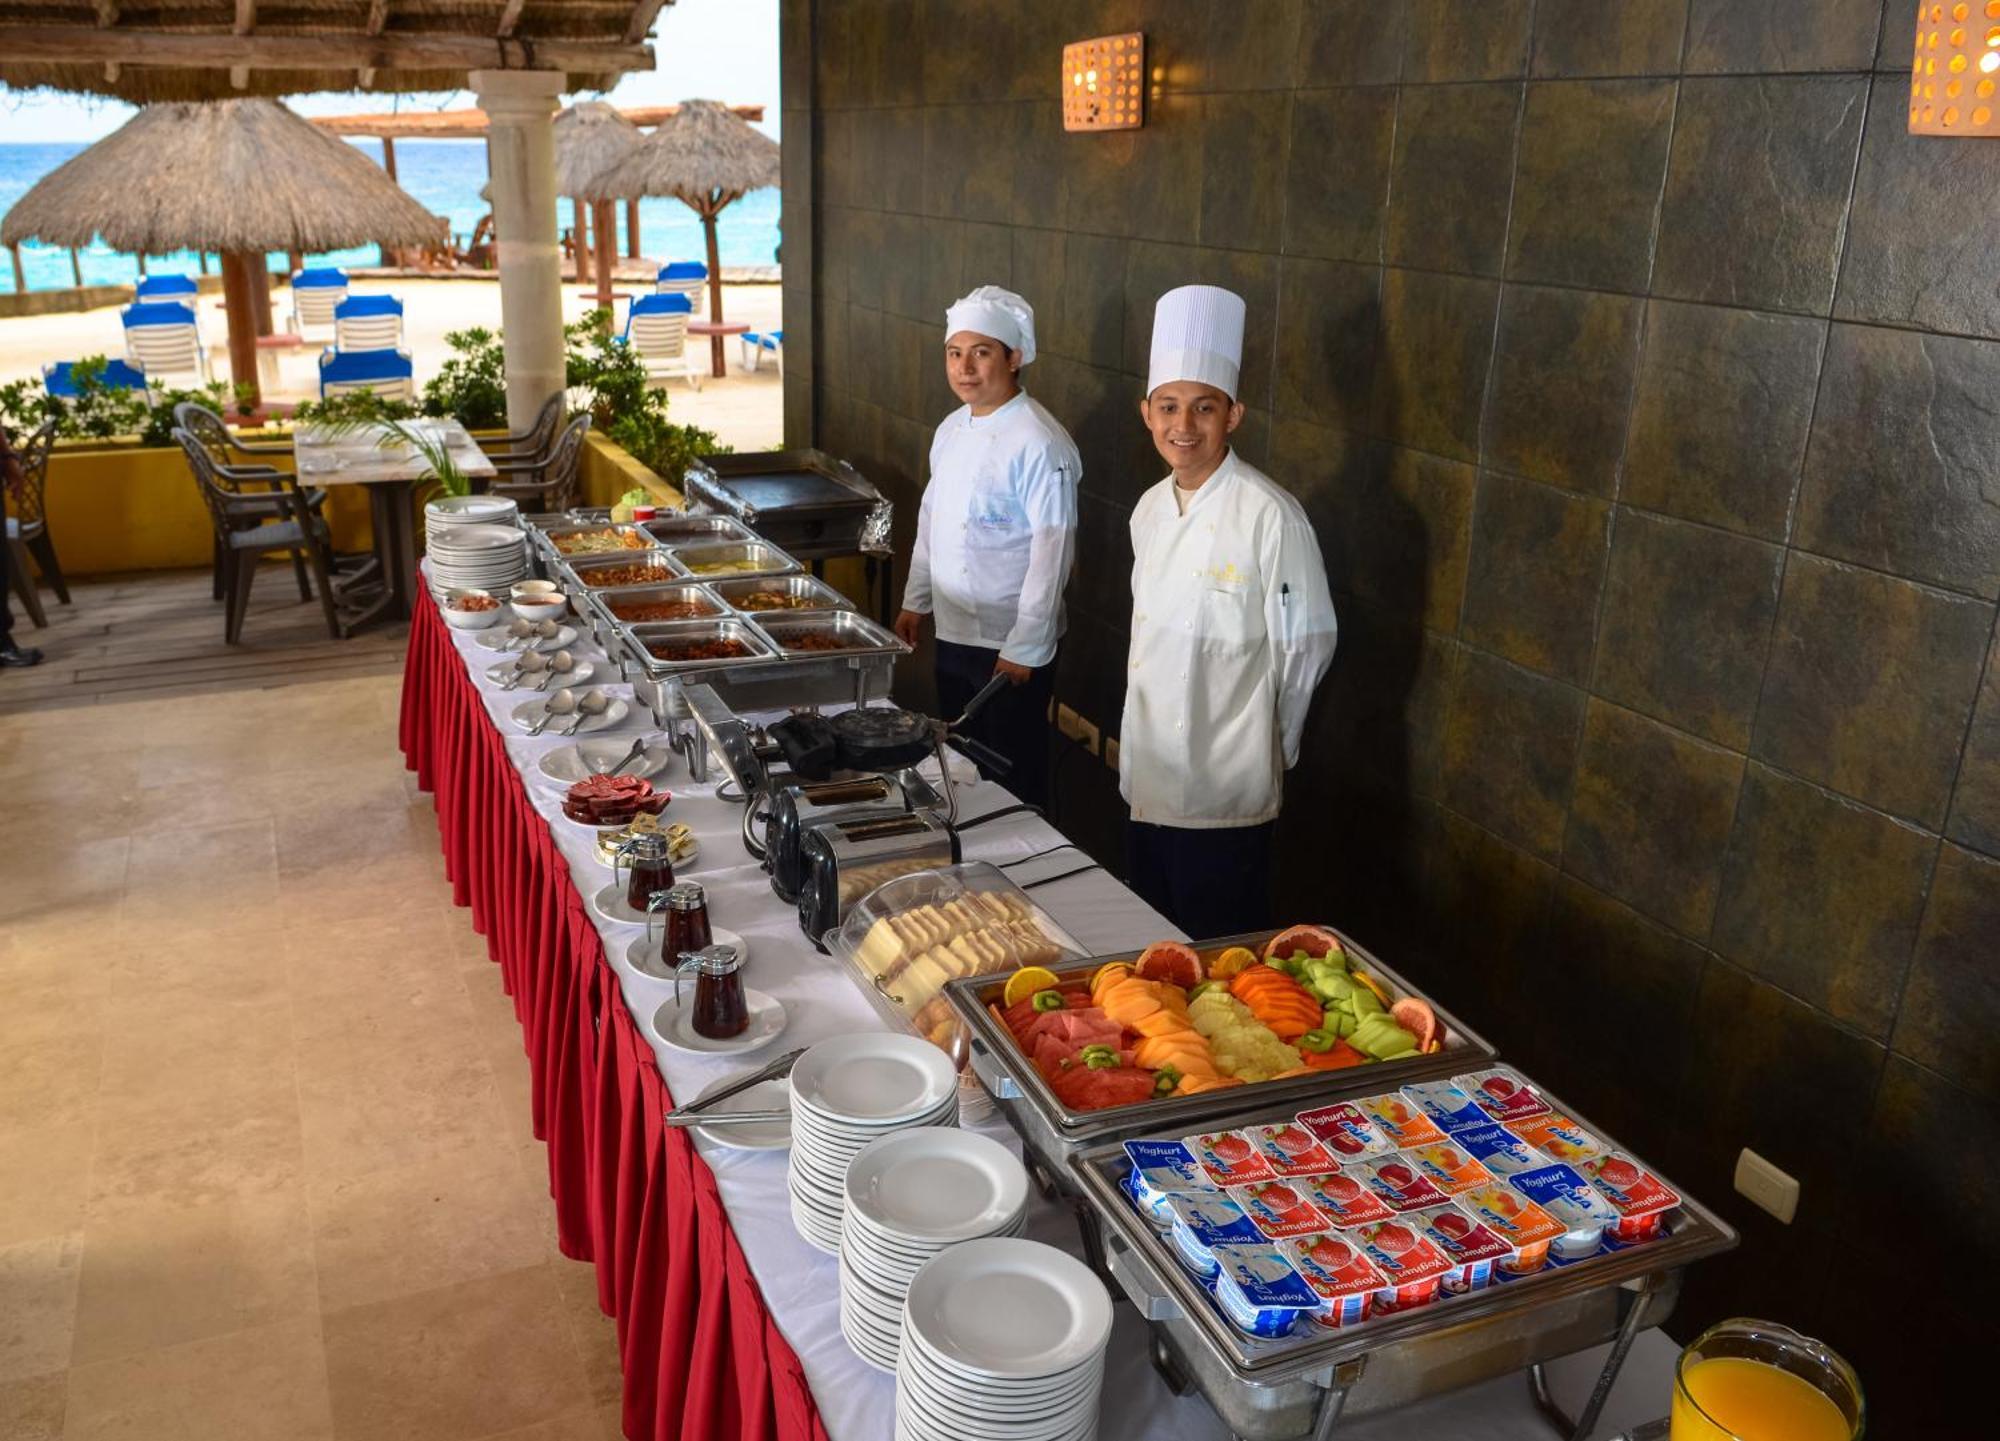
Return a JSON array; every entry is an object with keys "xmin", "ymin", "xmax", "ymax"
[{"xmin": 681, "ymin": 449, "xmax": 891, "ymax": 558}]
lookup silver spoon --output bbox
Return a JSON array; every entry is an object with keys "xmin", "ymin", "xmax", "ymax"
[
  {"xmin": 528, "ymin": 687, "xmax": 576, "ymax": 736},
  {"xmin": 536, "ymin": 650, "xmax": 576, "ymax": 690},
  {"xmin": 562, "ymin": 688, "xmax": 609, "ymax": 737},
  {"xmin": 506, "ymin": 617, "xmax": 536, "ymax": 651},
  {"xmin": 503, "ymin": 651, "xmax": 547, "ymax": 690},
  {"xmin": 534, "ymin": 618, "xmax": 561, "ymax": 644},
  {"xmin": 603, "ymin": 735, "xmax": 650, "ymax": 776}
]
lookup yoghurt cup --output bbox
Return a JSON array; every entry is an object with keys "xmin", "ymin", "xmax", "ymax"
[
  {"xmin": 1577, "ymin": 1152, "xmax": 1679, "ymax": 1241},
  {"xmin": 1351, "ymin": 1217, "xmax": 1455, "ymax": 1313},
  {"xmin": 1248, "ymin": 1122, "xmax": 1343, "ymax": 1178},
  {"xmin": 1400, "ymin": 1080, "xmax": 1491, "ymax": 1136},
  {"xmin": 1358, "ymin": 1152, "xmax": 1452, "ymax": 1212},
  {"xmin": 1507, "ymin": 1112, "xmax": 1607, "ymax": 1167},
  {"xmin": 1165, "ymin": 1192, "xmax": 1263, "ymax": 1281},
  {"xmin": 1405, "ymin": 1139, "xmax": 1493, "ymax": 1196},
  {"xmin": 1455, "ymin": 1067, "xmax": 1552, "ymax": 1125},
  {"xmin": 1282, "ymin": 1233, "xmax": 1385, "ymax": 1329},
  {"xmin": 1456, "ymin": 1182, "xmax": 1566, "ymax": 1275},
  {"xmin": 1301, "ymin": 1169, "xmax": 1397, "ymax": 1229},
  {"xmin": 1352, "ymin": 1092, "xmax": 1449, "ymax": 1149},
  {"xmin": 1183, "ymin": 1129, "xmax": 1275, "ymax": 1188},
  {"xmin": 1412, "ymin": 1202, "xmax": 1514, "ymax": 1294},
  {"xmin": 1295, "ymin": 1101, "xmax": 1398, "ymax": 1162},
  {"xmin": 1122, "ymin": 1139, "xmax": 1218, "ymax": 1229},
  {"xmin": 1453, "ymin": 1120, "xmax": 1548, "ymax": 1178},
  {"xmin": 1227, "ymin": 1179, "xmax": 1331, "ymax": 1240},
  {"xmin": 1508, "ymin": 1163, "xmax": 1619, "ymax": 1260},
  {"xmin": 1209, "ymin": 1243, "xmax": 1322, "ymax": 1338}
]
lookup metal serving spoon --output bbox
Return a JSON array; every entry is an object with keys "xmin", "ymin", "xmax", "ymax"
[
  {"xmin": 528, "ymin": 687, "xmax": 576, "ymax": 736},
  {"xmin": 536, "ymin": 650, "xmax": 576, "ymax": 690},
  {"xmin": 561, "ymin": 688, "xmax": 610, "ymax": 737},
  {"xmin": 503, "ymin": 651, "xmax": 547, "ymax": 690}
]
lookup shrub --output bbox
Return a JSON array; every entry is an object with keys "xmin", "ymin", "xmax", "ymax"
[{"xmin": 420, "ymin": 326, "xmax": 509, "ymax": 430}]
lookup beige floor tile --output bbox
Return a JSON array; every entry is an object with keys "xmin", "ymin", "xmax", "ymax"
[
  {"xmin": 96, "ymin": 991, "xmax": 296, "ymax": 1114},
  {"xmin": 70, "ymin": 1188, "xmax": 319, "ymax": 1366},
  {"xmin": 550, "ymin": 1262, "xmax": 622, "ymax": 1409},
  {"xmin": 89, "ymin": 1088, "xmax": 305, "ymax": 1219},
  {"xmin": 295, "ymin": 1030, "xmax": 508, "ymax": 1184},
  {"xmin": 0, "ymin": 838, "xmax": 130, "ymax": 927},
  {"xmin": 322, "ymin": 1265, "xmax": 587, "ymax": 1441},
  {"xmin": 62, "ymin": 1316, "xmax": 334, "ymax": 1441},
  {"xmin": 0, "ymin": 1123, "xmax": 94, "ymax": 1249},
  {"xmin": 307, "ymin": 1149, "xmax": 550, "ymax": 1313},
  {"xmin": 0, "ymin": 1233, "xmax": 82, "ymax": 1385},
  {"xmin": 477, "ymin": 1405, "xmax": 620, "ymax": 1441},
  {"xmin": 286, "ymin": 914, "xmax": 475, "ymax": 1046},
  {"xmin": 0, "ymin": 1369, "xmax": 66, "ymax": 1441},
  {"xmin": 0, "ymin": 1028, "xmax": 103, "ymax": 1134}
]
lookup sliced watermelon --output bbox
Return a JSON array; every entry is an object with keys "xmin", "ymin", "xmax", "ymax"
[
  {"xmin": 1134, "ymin": 940, "xmax": 1203, "ymax": 989},
  {"xmin": 1050, "ymin": 1063, "xmax": 1160, "ymax": 1111},
  {"xmin": 1262, "ymin": 925, "xmax": 1343, "ymax": 962}
]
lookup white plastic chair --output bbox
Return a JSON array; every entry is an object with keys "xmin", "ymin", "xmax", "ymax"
[
  {"xmin": 333, "ymin": 294, "xmax": 405, "ymax": 352},
  {"xmin": 121, "ymin": 301, "xmax": 211, "ymax": 385},
  {"xmin": 655, "ymin": 260, "xmax": 707, "ymax": 307},
  {"xmin": 622, "ymin": 294, "xmax": 703, "ymax": 392},
  {"xmin": 290, "ymin": 268, "xmax": 349, "ymax": 335},
  {"xmin": 317, "ymin": 347, "xmax": 416, "ymax": 402}
]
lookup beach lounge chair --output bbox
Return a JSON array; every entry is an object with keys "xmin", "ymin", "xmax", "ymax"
[
  {"xmin": 656, "ymin": 260, "xmax": 707, "ymax": 306},
  {"xmin": 290, "ymin": 267, "xmax": 349, "ymax": 334},
  {"xmin": 134, "ymin": 274, "xmax": 199, "ymax": 301},
  {"xmin": 739, "ymin": 330, "xmax": 784, "ymax": 374},
  {"xmin": 333, "ymin": 294, "xmax": 405, "ymax": 352},
  {"xmin": 317, "ymin": 347, "xmax": 415, "ymax": 402},
  {"xmin": 44, "ymin": 358, "xmax": 150, "ymax": 401},
  {"xmin": 121, "ymin": 301, "xmax": 210, "ymax": 385},
  {"xmin": 620, "ymin": 293, "xmax": 702, "ymax": 391}
]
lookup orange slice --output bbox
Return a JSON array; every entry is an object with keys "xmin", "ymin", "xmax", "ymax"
[{"xmin": 1002, "ymin": 966, "xmax": 1063, "ymax": 1008}]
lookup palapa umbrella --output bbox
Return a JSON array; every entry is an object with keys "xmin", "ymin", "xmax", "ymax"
[
  {"xmin": 584, "ymin": 99, "xmax": 780, "ymax": 334},
  {"xmin": 1, "ymin": 99, "xmax": 444, "ymax": 405},
  {"xmin": 482, "ymin": 102, "xmax": 643, "ymax": 296}
]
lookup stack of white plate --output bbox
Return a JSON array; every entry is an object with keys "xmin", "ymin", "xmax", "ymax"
[
  {"xmin": 427, "ymin": 520, "xmax": 530, "ymax": 595},
  {"xmin": 838, "ymin": 1127, "xmax": 1029, "ymax": 1371},
  {"xmin": 426, "ymin": 494, "xmax": 519, "ymax": 531},
  {"xmin": 787, "ymin": 1034, "xmax": 959, "ymax": 1254},
  {"xmin": 895, "ymin": 1238, "xmax": 1114, "ymax": 1441}
]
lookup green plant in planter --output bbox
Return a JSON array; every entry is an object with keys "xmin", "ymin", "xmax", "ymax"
[
  {"xmin": 420, "ymin": 327, "xmax": 509, "ymax": 431},
  {"xmin": 290, "ymin": 388, "xmax": 419, "ymax": 426},
  {"xmin": 565, "ymin": 307, "xmax": 657, "ymax": 427},
  {"xmin": 312, "ymin": 416, "xmax": 471, "ymax": 499},
  {"xmin": 607, "ymin": 409, "xmax": 727, "ymax": 489}
]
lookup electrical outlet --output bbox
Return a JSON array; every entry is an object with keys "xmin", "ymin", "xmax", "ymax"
[
  {"xmin": 1055, "ymin": 704, "xmax": 1100, "ymax": 755},
  {"xmin": 1734, "ymin": 1148, "xmax": 1800, "ymax": 1224},
  {"xmin": 1104, "ymin": 736, "xmax": 1119, "ymax": 770}
]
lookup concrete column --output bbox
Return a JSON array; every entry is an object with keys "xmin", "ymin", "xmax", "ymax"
[{"xmin": 471, "ymin": 69, "xmax": 566, "ymax": 432}]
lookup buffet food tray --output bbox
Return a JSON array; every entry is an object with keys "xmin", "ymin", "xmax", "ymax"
[
  {"xmin": 753, "ymin": 609, "xmax": 904, "ymax": 660},
  {"xmin": 640, "ymin": 513, "xmax": 761, "ymax": 547},
  {"xmin": 704, "ymin": 573, "xmax": 855, "ymax": 614},
  {"xmin": 946, "ymin": 928, "xmax": 1496, "ymax": 1175},
  {"xmin": 606, "ymin": 604, "xmax": 908, "ymax": 719},
  {"xmin": 538, "ymin": 521, "xmax": 658, "ymax": 559},
  {"xmin": 1068, "ymin": 1082, "xmax": 1736, "ymax": 1439},
  {"xmin": 665, "ymin": 539, "xmax": 801, "ymax": 581},
  {"xmin": 581, "ymin": 582, "xmax": 730, "ymax": 648},
  {"xmin": 561, "ymin": 551, "xmax": 691, "ymax": 592},
  {"xmin": 683, "ymin": 448, "xmax": 891, "ymax": 558}
]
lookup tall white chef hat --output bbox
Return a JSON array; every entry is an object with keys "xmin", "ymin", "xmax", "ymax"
[
  {"xmin": 1147, "ymin": 284, "xmax": 1246, "ymax": 398},
  {"xmin": 944, "ymin": 285, "xmax": 1036, "ymax": 365}
]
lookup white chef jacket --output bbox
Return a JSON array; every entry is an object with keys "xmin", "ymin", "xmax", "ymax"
[
  {"xmin": 1121, "ymin": 450, "xmax": 1338, "ymax": 828},
  {"xmin": 900, "ymin": 391, "xmax": 1081, "ymax": 669}
]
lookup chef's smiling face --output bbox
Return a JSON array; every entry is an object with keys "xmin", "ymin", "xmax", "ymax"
[
  {"xmin": 1142, "ymin": 380, "xmax": 1243, "ymax": 485},
  {"xmin": 944, "ymin": 330, "xmax": 1021, "ymax": 414}
]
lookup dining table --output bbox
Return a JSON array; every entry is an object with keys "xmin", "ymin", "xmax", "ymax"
[{"xmin": 296, "ymin": 418, "xmax": 497, "ymax": 630}]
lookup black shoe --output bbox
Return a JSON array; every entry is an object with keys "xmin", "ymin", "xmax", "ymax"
[{"xmin": 0, "ymin": 643, "xmax": 44, "ymax": 668}]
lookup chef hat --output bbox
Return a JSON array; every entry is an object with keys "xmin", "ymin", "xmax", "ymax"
[
  {"xmin": 944, "ymin": 285, "xmax": 1036, "ymax": 366},
  {"xmin": 1147, "ymin": 284, "xmax": 1246, "ymax": 398}
]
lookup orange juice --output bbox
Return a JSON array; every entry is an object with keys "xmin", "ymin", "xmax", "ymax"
[{"xmin": 1671, "ymin": 1356, "xmax": 1853, "ymax": 1441}]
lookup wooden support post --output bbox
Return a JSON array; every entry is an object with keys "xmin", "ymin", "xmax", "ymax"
[
  {"xmin": 573, "ymin": 197, "xmax": 592, "ymax": 286},
  {"xmin": 68, "ymin": 248, "xmax": 83, "ymax": 287},
  {"xmin": 8, "ymin": 245, "xmax": 25, "ymax": 294},
  {"xmin": 703, "ymin": 208, "xmax": 723, "ymax": 324},
  {"xmin": 199, "ymin": 251, "xmax": 210, "ymax": 275},
  {"xmin": 250, "ymin": 259, "xmax": 274, "ymax": 335},
  {"xmin": 287, "ymin": 248, "xmax": 303, "ymax": 278},
  {"xmin": 218, "ymin": 249, "xmax": 261, "ymax": 407},
  {"xmin": 593, "ymin": 198, "xmax": 617, "ymax": 319},
  {"xmin": 381, "ymin": 134, "xmax": 398, "ymax": 180},
  {"xmin": 626, "ymin": 197, "xmax": 641, "ymax": 258},
  {"xmin": 136, "ymin": 252, "xmax": 148, "ymax": 276}
]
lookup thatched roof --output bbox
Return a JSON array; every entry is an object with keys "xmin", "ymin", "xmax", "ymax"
[
  {"xmin": 581, "ymin": 98, "xmax": 779, "ymax": 207},
  {"xmin": 0, "ymin": 2, "xmax": 667, "ymax": 104},
  {"xmin": 555, "ymin": 101, "xmax": 644, "ymax": 195},
  {"xmin": 0, "ymin": 99, "xmax": 446, "ymax": 253}
]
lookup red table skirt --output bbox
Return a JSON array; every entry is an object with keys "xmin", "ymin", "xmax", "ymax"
[{"xmin": 399, "ymin": 592, "xmax": 828, "ymax": 1441}]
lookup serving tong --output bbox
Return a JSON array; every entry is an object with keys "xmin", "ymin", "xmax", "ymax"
[{"xmin": 661, "ymin": 1046, "xmax": 803, "ymax": 1128}]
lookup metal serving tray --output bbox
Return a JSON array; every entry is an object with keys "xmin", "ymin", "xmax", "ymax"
[
  {"xmin": 562, "ymin": 551, "xmax": 691, "ymax": 592},
  {"xmin": 947, "ymin": 928, "xmax": 1495, "ymax": 1178},
  {"xmin": 582, "ymin": 583, "xmax": 729, "ymax": 652},
  {"xmin": 609, "ymin": 615, "xmax": 903, "ymax": 721},
  {"xmin": 683, "ymin": 449, "xmax": 889, "ymax": 558},
  {"xmin": 621, "ymin": 617, "xmax": 778, "ymax": 672},
  {"xmin": 1068, "ymin": 1080, "xmax": 1736, "ymax": 1440},
  {"xmin": 541, "ymin": 522, "xmax": 659, "ymax": 559},
  {"xmin": 640, "ymin": 514, "xmax": 760, "ymax": 547},
  {"xmin": 750, "ymin": 609, "xmax": 905, "ymax": 660},
  {"xmin": 666, "ymin": 539, "xmax": 801, "ymax": 581},
  {"xmin": 705, "ymin": 573, "xmax": 855, "ymax": 615}
]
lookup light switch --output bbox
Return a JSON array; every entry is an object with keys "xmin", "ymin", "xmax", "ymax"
[{"xmin": 1734, "ymin": 1148, "xmax": 1800, "ymax": 1224}]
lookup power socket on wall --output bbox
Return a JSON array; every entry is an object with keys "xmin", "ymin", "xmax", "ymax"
[{"xmin": 1733, "ymin": 1148, "xmax": 1800, "ymax": 1224}]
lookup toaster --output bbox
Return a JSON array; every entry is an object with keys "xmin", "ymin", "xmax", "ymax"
[
  {"xmin": 796, "ymin": 810, "xmax": 962, "ymax": 947},
  {"xmin": 764, "ymin": 768, "xmax": 945, "ymax": 904}
]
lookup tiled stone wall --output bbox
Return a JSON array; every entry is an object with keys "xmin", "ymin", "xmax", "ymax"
[{"xmin": 780, "ymin": 2, "xmax": 1999, "ymax": 1418}]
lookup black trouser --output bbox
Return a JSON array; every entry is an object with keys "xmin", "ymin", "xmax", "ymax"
[
  {"xmin": 1127, "ymin": 819, "xmax": 1275, "ymax": 941},
  {"xmin": 0, "ymin": 532, "xmax": 13, "ymax": 647},
  {"xmin": 934, "ymin": 638, "xmax": 1054, "ymax": 810}
]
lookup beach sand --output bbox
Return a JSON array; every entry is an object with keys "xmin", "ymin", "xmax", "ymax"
[{"xmin": 0, "ymin": 276, "xmax": 785, "ymax": 451}]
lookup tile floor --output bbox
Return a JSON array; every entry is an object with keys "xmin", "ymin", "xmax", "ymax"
[{"xmin": 0, "ymin": 669, "xmax": 626, "ymax": 1440}]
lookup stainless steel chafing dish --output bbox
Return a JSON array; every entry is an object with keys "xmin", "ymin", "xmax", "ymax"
[
  {"xmin": 581, "ymin": 583, "xmax": 730, "ymax": 650},
  {"xmin": 704, "ymin": 573, "xmax": 855, "ymax": 615},
  {"xmin": 666, "ymin": 539, "xmax": 801, "ymax": 581},
  {"xmin": 622, "ymin": 616, "xmax": 777, "ymax": 669},
  {"xmin": 1067, "ymin": 1080, "xmax": 1735, "ymax": 1440},
  {"xmin": 640, "ymin": 513, "xmax": 761, "ymax": 547},
  {"xmin": 607, "ymin": 607, "xmax": 909, "ymax": 719},
  {"xmin": 563, "ymin": 551, "xmax": 690, "ymax": 592},
  {"xmin": 945, "ymin": 929, "xmax": 1496, "ymax": 1190},
  {"xmin": 682, "ymin": 448, "xmax": 891, "ymax": 558},
  {"xmin": 752, "ymin": 609, "xmax": 904, "ymax": 659},
  {"xmin": 539, "ymin": 521, "xmax": 659, "ymax": 559}
]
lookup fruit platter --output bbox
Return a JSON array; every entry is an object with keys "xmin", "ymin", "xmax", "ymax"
[
  {"xmin": 945, "ymin": 927, "xmax": 1497, "ymax": 1169},
  {"xmin": 1065, "ymin": 1070, "xmax": 1737, "ymax": 1441}
]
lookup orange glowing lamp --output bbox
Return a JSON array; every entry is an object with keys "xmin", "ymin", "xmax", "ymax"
[
  {"xmin": 1062, "ymin": 33, "xmax": 1145, "ymax": 132},
  {"xmin": 1910, "ymin": 1, "xmax": 2000, "ymax": 133}
]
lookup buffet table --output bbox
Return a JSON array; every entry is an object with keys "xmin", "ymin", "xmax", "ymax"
[{"xmin": 397, "ymin": 583, "xmax": 1682, "ymax": 1441}]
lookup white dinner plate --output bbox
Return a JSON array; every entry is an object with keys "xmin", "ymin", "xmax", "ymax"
[
  {"xmin": 486, "ymin": 657, "xmax": 595, "ymax": 689},
  {"xmin": 901, "ymin": 1239, "xmax": 1113, "ymax": 1382},
  {"xmin": 647, "ymin": 985, "xmax": 785, "ymax": 1056},
  {"xmin": 510, "ymin": 695, "xmax": 630, "ymax": 735},
  {"xmin": 893, "ymin": 1379, "xmax": 1100, "ymax": 1441},
  {"xmin": 845, "ymin": 1129, "xmax": 1029, "ymax": 1244},
  {"xmin": 427, "ymin": 522, "xmax": 524, "ymax": 551},
  {"xmin": 539, "ymin": 738, "xmax": 672, "ymax": 785},
  {"xmin": 428, "ymin": 495, "xmax": 518, "ymax": 523},
  {"xmin": 623, "ymin": 927, "xmax": 747, "ymax": 981},
  {"xmin": 475, "ymin": 624, "xmax": 580, "ymax": 652},
  {"xmin": 687, "ymin": 1076, "xmax": 792, "ymax": 1151},
  {"xmin": 789, "ymin": 1034, "xmax": 958, "ymax": 1126},
  {"xmin": 898, "ymin": 1352, "xmax": 1101, "ymax": 1434},
  {"xmin": 902, "ymin": 1325, "xmax": 1104, "ymax": 1398}
]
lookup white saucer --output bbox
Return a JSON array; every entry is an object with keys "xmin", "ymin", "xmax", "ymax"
[
  {"xmin": 486, "ymin": 657, "xmax": 595, "ymax": 688},
  {"xmin": 474, "ymin": 624, "xmax": 579, "ymax": 652},
  {"xmin": 623, "ymin": 927, "xmax": 748, "ymax": 980},
  {"xmin": 510, "ymin": 695, "xmax": 630, "ymax": 735},
  {"xmin": 540, "ymin": 738, "xmax": 672, "ymax": 785},
  {"xmin": 687, "ymin": 1076, "xmax": 792, "ymax": 1151},
  {"xmin": 648, "ymin": 986, "xmax": 786, "ymax": 1055}
]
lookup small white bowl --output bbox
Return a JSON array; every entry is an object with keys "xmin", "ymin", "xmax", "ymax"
[
  {"xmin": 510, "ymin": 591, "xmax": 569, "ymax": 623},
  {"xmin": 511, "ymin": 579, "xmax": 560, "ymax": 599},
  {"xmin": 443, "ymin": 588, "xmax": 505, "ymax": 629}
]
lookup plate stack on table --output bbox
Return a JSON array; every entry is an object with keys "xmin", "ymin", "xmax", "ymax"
[
  {"xmin": 426, "ymin": 494, "xmax": 520, "ymax": 532},
  {"xmin": 838, "ymin": 1127, "xmax": 1030, "ymax": 1370},
  {"xmin": 788, "ymin": 1034, "xmax": 960, "ymax": 1253},
  {"xmin": 427, "ymin": 520, "xmax": 530, "ymax": 596},
  {"xmin": 895, "ymin": 1238, "xmax": 1114, "ymax": 1441}
]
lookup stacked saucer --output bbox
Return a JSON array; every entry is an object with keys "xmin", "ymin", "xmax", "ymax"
[
  {"xmin": 787, "ymin": 1034, "xmax": 958, "ymax": 1254},
  {"xmin": 838, "ymin": 1127, "xmax": 1029, "ymax": 1370},
  {"xmin": 428, "ymin": 521, "xmax": 529, "ymax": 595},
  {"xmin": 895, "ymin": 1238, "xmax": 1114, "ymax": 1441}
]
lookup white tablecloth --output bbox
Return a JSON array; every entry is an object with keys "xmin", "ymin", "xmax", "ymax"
[{"xmin": 436, "ymin": 608, "xmax": 1676, "ymax": 1440}]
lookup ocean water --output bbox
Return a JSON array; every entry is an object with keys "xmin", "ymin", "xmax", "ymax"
[{"xmin": 0, "ymin": 138, "xmax": 783, "ymax": 294}]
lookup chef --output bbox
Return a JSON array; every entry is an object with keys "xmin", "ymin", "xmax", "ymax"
[
  {"xmin": 894, "ymin": 285, "xmax": 1081, "ymax": 810},
  {"xmin": 1121, "ymin": 285, "xmax": 1338, "ymax": 938}
]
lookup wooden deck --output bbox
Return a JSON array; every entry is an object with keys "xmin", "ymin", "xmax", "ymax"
[{"xmin": 0, "ymin": 564, "xmax": 408, "ymax": 715}]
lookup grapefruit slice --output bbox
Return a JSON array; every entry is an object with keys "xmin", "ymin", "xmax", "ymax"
[
  {"xmin": 1261, "ymin": 925, "xmax": 1343, "ymax": 962},
  {"xmin": 1002, "ymin": 965, "xmax": 1062, "ymax": 1009},
  {"xmin": 1134, "ymin": 941, "xmax": 1203, "ymax": 989},
  {"xmin": 1390, "ymin": 998, "xmax": 1438, "ymax": 1051}
]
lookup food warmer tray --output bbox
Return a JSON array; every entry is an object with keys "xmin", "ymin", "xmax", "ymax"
[
  {"xmin": 946, "ymin": 928, "xmax": 1496, "ymax": 1182},
  {"xmin": 556, "ymin": 550, "xmax": 691, "ymax": 593},
  {"xmin": 682, "ymin": 449, "xmax": 892, "ymax": 558},
  {"xmin": 579, "ymin": 582, "xmax": 731, "ymax": 649},
  {"xmin": 606, "ymin": 607, "xmax": 909, "ymax": 720},
  {"xmin": 640, "ymin": 513, "xmax": 761, "ymax": 547},
  {"xmin": 704, "ymin": 573, "xmax": 856, "ymax": 615},
  {"xmin": 663, "ymin": 539, "xmax": 802, "ymax": 582},
  {"xmin": 535, "ymin": 521, "xmax": 660, "ymax": 562},
  {"xmin": 1067, "ymin": 1081, "xmax": 1736, "ymax": 1441}
]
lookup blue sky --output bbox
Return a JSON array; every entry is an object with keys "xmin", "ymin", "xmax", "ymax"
[{"xmin": 0, "ymin": 0, "xmax": 780, "ymax": 141}]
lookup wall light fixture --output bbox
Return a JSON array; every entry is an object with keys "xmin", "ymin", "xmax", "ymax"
[{"xmin": 1062, "ymin": 33, "xmax": 1145, "ymax": 133}]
